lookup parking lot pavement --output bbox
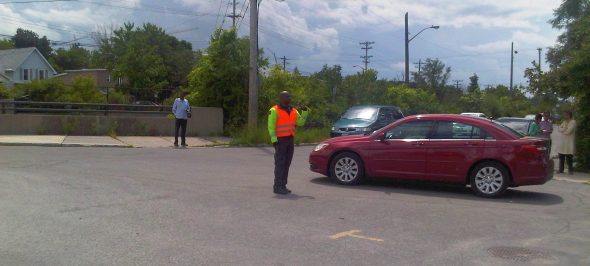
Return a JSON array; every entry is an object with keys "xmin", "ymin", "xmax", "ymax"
[{"xmin": 0, "ymin": 146, "xmax": 589, "ymax": 265}]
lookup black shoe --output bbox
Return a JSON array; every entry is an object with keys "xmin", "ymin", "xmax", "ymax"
[
  {"xmin": 181, "ymin": 143, "xmax": 188, "ymax": 147},
  {"xmin": 284, "ymin": 187, "xmax": 292, "ymax": 193},
  {"xmin": 173, "ymin": 143, "xmax": 179, "ymax": 147},
  {"xmin": 273, "ymin": 187, "xmax": 289, "ymax": 195}
]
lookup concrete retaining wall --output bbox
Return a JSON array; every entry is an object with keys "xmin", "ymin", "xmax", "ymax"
[{"xmin": 0, "ymin": 107, "xmax": 223, "ymax": 136}]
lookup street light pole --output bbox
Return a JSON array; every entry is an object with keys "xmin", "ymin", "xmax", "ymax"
[
  {"xmin": 404, "ymin": 12, "xmax": 409, "ymax": 85},
  {"xmin": 510, "ymin": 42, "xmax": 518, "ymax": 90},
  {"xmin": 404, "ymin": 12, "xmax": 439, "ymax": 85},
  {"xmin": 248, "ymin": 0, "xmax": 259, "ymax": 128}
]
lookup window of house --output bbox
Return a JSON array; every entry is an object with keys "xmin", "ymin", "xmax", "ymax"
[
  {"xmin": 39, "ymin": 69, "xmax": 45, "ymax": 80},
  {"xmin": 23, "ymin": 69, "xmax": 29, "ymax": 80}
]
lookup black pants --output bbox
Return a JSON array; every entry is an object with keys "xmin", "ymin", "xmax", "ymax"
[
  {"xmin": 274, "ymin": 136, "xmax": 294, "ymax": 189},
  {"xmin": 558, "ymin": 153, "xmax": 574, "ymax": 173},
  {"xmin": 174, "ymin": 119, "xmax": 187, "ymax": 145}
]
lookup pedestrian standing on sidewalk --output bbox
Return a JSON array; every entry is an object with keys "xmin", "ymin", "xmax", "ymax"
[
  {"xmin": 172, "ymin": 91, "xmax": 191, "ymax": 147},
  {"xmin": 528, "ymin": 114, "xmax": 543, "ymax": 137},
  {"xmin": 268, "ymin": 91, "xmax": 310, "ymax": 195},
  {"xmin": 557, "ymin": 111, "xmax": 576, "ymax": 174},
  {"xmin": 540, "ymin": 111, "xmax": 554, "ymax": 139}
]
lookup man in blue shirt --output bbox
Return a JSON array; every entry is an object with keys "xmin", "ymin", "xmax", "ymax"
[{"xmin": 172, "ymin": 91, "xmax": 190, "ymax": 147}]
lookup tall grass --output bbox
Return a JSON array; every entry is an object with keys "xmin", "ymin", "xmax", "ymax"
[{"xmin": 230, "ymin": 127, "xmax": 330, "ymax": 146}]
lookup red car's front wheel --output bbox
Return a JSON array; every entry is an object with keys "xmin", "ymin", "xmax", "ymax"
[{"xmin": 330, "ymin": 152, "xmax": 365, "ymax": 185}]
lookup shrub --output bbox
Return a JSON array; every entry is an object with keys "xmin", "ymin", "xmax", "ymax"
[{"xmin": 230, "ymin": 126, "xmax": 330, "ymax": 146}]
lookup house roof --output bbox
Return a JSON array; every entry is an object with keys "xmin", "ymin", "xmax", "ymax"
[{"xmin": 0, "ymin": 47, "xmax": 57, "ymax": 75}]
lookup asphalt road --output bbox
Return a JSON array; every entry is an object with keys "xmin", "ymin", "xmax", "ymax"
[{"xmin": 1, "ymin": 146, "xmax": 589, "ymax": 266}]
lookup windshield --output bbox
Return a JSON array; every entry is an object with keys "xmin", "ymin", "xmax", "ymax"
[
  {"xmin": 496, "ymin": 121, "xmax": 530, "ymax": 135},
  {"xmin": 492, "ymin": 121, "xmax": 525, "ymax": 138},
  {"xmin": 341, "ymin": 107, "xmax": 378, "ymax": 120}
]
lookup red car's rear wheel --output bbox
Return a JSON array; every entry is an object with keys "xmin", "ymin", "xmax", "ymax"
[{"xmin": 470, "ymin": 161, "xmax": 509, "ymax": 198}]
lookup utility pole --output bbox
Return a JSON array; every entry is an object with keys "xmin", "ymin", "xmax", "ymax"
[
  {"xmin": 227, "ymin": 0, "xmax": 241, "ymax": 28},
  {"xmin": 405, "ymin": 12, "xmax": 409, "ymax": 85},
  {"xmin": 537, "ymin": 48, "xmax": 542, "ymax": 71},
  {"xmin": 452, "ymin": 80, "xmax": 463, "ymax": 90},
  {"xmin": 360, "ymin": 41, "xmax": 374, "ymax": 73},
  {"xmin": 413, "ymin": 59, "xmax": 422, "ymax": 74},
  {"xmin": 510, "ymin": 42, "xmax": 517, "ymax": 90},
  {"xmin": 247, "ymin": 0, "xmax": 258, "ymax": 128},
  {"xmin": 280, "ymin": 56, "xmax": 291, "ymax": 71}
]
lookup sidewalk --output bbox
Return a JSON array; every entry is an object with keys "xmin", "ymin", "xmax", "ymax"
[
  {"xmin": 0, "ymin": 135, "xmax": 231, "ymax": 148},
  {"xmin": 553, "ymin": 171, "xmax": 590, "ymax": 184}
]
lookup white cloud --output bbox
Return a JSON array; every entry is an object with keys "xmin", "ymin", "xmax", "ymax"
[{"xmin": 462, "ymin": 30, "xmax": 556, "ymax": 52}]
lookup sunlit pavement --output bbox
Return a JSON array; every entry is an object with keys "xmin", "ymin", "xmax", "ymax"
[{"xmin": 1, "ymin": 146, "xmax": 589, "ymax": 265}]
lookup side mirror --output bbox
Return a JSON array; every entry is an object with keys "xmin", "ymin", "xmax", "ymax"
[{"xmin": 377, "ymin": 132, "xmax": 386, "ymax": 142}]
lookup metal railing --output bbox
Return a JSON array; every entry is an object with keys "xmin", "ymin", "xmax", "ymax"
[{"xmin": 0, "ymin": 100, "xmax": 172, "ymax": 115}]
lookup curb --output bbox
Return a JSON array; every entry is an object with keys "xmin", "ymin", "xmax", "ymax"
[{"xmin": 0, "ymin": 143, "xmax": 132, "ymax": 148}]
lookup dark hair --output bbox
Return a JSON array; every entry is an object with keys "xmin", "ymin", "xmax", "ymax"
[
  {"xmin": 564, "ymin": 111, "xmax": 573, "ymax": 118},
  {"xmin": 535, "ymin": 114, "xmax": 542, "ymax": 120},
  {"xmin": 181, "ymin": 91, "xmax": 189, "ymax": 96}
]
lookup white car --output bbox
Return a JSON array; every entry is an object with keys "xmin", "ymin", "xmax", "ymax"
[{"xmin": 460, "ymin": 112, "xmax": 487, "ymax": 118}]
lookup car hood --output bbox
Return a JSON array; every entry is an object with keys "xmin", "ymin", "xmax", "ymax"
[{"xmin": 333, "ymin": 118, "xmax": 374, "ymax": 128}]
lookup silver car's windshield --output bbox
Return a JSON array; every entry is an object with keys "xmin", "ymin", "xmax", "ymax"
[{"xmin": 341, "ymin": 107, "xmax": 378, "ymax": 120}]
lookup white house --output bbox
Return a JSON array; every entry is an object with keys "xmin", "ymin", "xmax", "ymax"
[{"xmin": 0, "ymin": 47, "xmax": 57, "ymax": 88}]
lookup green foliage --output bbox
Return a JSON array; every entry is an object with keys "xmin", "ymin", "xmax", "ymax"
[
  {"xmin": 188, "ymin": 28, "xmax": 266, "ymax": 130},
  {"xmin": 413, "ymin": 58, "xmax": 451, "ymax": 98},
  {"xmin": 385, "ymin": 85, "xmax": 439, "ymax": 115},
  {"xmin": 13, "ymin": 77, "xmax": 104, "ymax": 103},
  {"xmin": 97, "ymin": 22, "xmax": 196, "ymax": 99},
  {"xmin": 230, "ymin": 126, "xmax": 330, "ymax": 146},
  {"xmin": 0, "ymin": 83, "xmax": 12, "ymax": 99},
  {"xmin": 11, "ymin": 28, "xmax": 52, "ymax": 58},
  {"xmin": 0, "ymin": 38, "xmax": 14, "ymax": 50},
  {"xmin": 543, "ymin": 0, "xmax": 590, "ymax": 169},
  {"xmin": 50, "ymin": 43, "xmax": 91, "ymax": 72}
]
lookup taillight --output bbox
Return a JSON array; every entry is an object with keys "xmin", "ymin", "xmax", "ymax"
[{"xmin": 521, "ymin": 144, "xmax": 546, "ymax": 158}]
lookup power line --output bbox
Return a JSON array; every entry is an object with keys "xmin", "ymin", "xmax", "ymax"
[
  {"xmin": 0, "ymin": 0, "xmax": 74, "ymax": 4},
  {"xmin": 452, "ymin": 80, "xmax": 463, "ymax": 90},
  {"xmin": 359, "ymin": 41, "xmax": 374, "ymax": 72},
  {"xmin": 214, "ymin": 0, "xmax": 224, "ymax": 28},
  {"xmin": 413, "ymin": 59, "xmax": 423, "ymax": 74},
  {"xmin": 280, "ymin": 56, "xmax": 291, "ymax": 71},
  {"xmin": 220, "ymin": 0, "xmax": 231, "ymax": 28},
  {"xmin": 227, "ymin": 0, "xmax": 242, "ymax": 28}
]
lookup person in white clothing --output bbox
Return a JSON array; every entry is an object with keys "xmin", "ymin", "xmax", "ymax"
[{"xmin": 557, "ymin": 111, "xmax": 576, "ymax": 174}]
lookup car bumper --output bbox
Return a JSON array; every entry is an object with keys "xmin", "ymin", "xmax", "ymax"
[
  {"xmin": 309, "ymin": 153, "xmax": 330, "ymax": 176},
  {"xmin": 512, "ymin": 158, "xmax": 554, "ymax": 186}
]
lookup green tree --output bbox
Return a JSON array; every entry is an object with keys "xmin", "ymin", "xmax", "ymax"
[
  {"xmin": 413, "ymin": 58, "xmax": 451, "ymax": 99},
  {"xmin": 0, "ymin": 83, "xmax": 12, "ymax": 99},
  {"xmin": 386, "ymin": 85, "xmax": 439, "ymax": 115},
  {"xmin": 50, "ymin": 43, "xmax": 92, "ymax": 72},
  {"xmin": 544, "ymin": 0, "xmax": 590, "ymax": 169},
  {"xmin": 97, "ymin": 23, "xmax": 196, "ymax": 99},
  {"xmin": 187, "ymin": 28, "xmax": 266, "ymax": 129},
  {"xmin": 0, "ymin": 39, "xmax": 14, "ymax": 50},
  {"xmin": 11, "ymin": 28, "xmax": 53, "ymax": 58},
  {"xmin": 58, "ymin": 76, "xmax": 104, "ymax": 103},
  {"xmin": 467, "ymin": 73, "xmax": 480, "ymax": 93}
]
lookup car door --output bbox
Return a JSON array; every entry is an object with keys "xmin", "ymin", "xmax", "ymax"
[
  {"xmin": 426, "ymin": 121, "xmax": 489, "ymax": 182},
  {"xmin": 367, "ymin": 120, "xmax": 434, "ymax": 180}
]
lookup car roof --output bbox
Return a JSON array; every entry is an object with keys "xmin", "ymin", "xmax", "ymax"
[
  {"xmin": 351, "ymin": 105, "xmax": 400, "ymax": 109},
  {"xmin": 496, "ymin": 117, "xmax": 533, "ymax": 122}
]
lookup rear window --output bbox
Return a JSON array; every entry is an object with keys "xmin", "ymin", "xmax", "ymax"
[{"xmin": 492, "ymin": 121, "xmax": 525, "ymax": 138}]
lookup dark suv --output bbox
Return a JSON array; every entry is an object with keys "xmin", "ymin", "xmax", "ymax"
[{"xmin": 330, "ymin": 105, "xmax": 404, "ymax": 137}]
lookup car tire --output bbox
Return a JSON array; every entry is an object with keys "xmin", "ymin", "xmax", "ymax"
[
  {"xmin": 469, "ymin": 161, "xmax": 510, "ymax": 198},
  {"xmin": 330, "ymin": 152, "xmax": 365, "ymax": 185}
]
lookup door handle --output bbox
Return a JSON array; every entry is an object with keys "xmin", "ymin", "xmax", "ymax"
[{"xmin": 412, "ymin": 142, "xmax": 425, "ymax": 146}]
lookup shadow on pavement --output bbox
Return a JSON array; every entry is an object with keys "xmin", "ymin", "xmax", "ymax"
[
  {"xmin": 273, "ymin": 193, "xmax": 316, "ymax": 200},
  {"xmin": 310, "ymin": 177, "xmax": 563, "ymax": 206}
]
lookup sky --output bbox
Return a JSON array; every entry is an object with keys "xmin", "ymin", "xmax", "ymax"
[{"xmin": 0, "ymin": 0, "xmax": 564, "ymax": 87}]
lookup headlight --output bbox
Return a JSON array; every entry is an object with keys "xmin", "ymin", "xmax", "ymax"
[
  {"xmin": 359, "ymin": 127, "xmax": 372, "ymax": 132},
  {"xmin": 331, "ymin": 127, "xmax": 336, "ymax": 131},
  {"xmin": 314, "ymin": 143, "xmax": 329, "ymax": 152}
]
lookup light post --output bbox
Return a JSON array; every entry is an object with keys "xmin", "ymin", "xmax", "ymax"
[
  {"xmin": 353, "ymin": 65, "xmax": 366, "ymax": 73},
  {"xmin": 510, "ymin": 42, "xmax": 518, "ymax": 90},
  {"xmin": 404, "ymin": 12, "xmax": 439, "ymax": 85}
]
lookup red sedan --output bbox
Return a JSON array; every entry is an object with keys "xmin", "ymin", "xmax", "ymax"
[{"xmin": 309, "ymin": 114, "xmax": 553, "ymax": 197}]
